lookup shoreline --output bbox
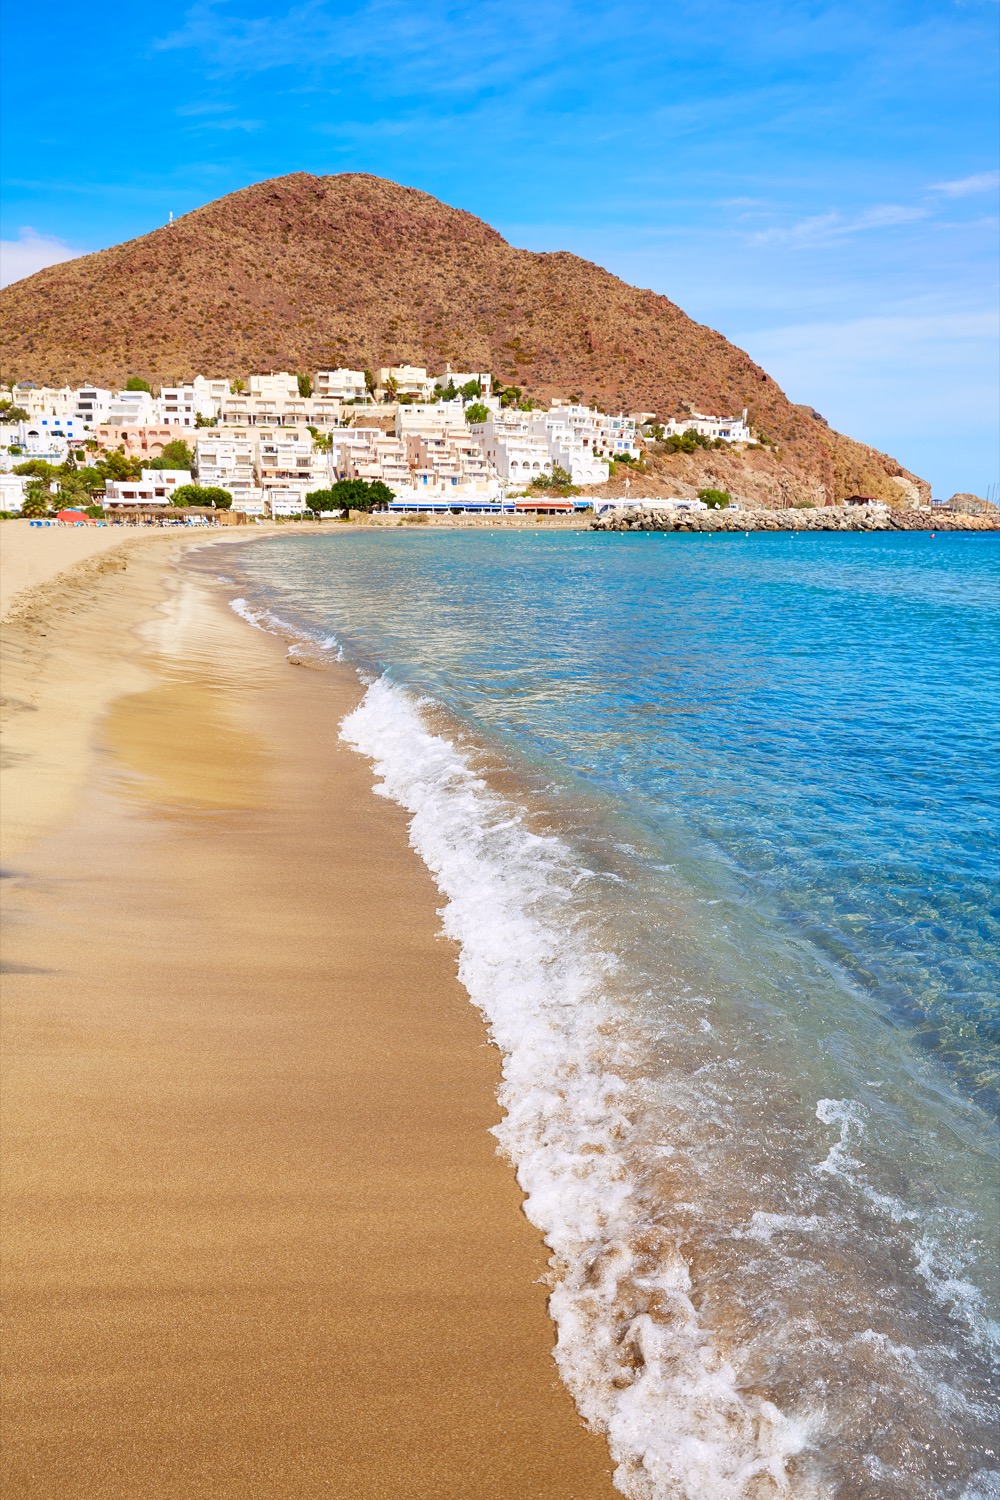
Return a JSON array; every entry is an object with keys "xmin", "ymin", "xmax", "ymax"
[{"xmin": 1, "ymin": 532, "xmax": 617, "ymax": 1497}]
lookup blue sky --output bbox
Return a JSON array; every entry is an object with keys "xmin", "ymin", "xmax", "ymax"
[{"xmin": 1, "ymin": 0, "xmax": 997, "ymax": 496}]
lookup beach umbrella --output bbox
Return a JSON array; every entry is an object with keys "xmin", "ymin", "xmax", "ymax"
[{"xmin": 55, "ymin": 509, "xmax": 96, "ymax": 525}]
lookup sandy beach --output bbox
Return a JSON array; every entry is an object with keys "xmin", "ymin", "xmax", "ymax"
[{"xmin": 1, "ymin": 526, "xmax": 616, "ymax": 1498}]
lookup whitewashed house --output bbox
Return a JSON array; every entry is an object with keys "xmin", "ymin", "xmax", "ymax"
[
  {"xmin": 472, "ymin": 411, "xmax": 608, "ymax": 487},
  {"xmin": 433, "ymin": 365, "xmax": 491, "ymax": 396},
  {"xmin": 73, "ymin": 386, "xmax": 113, "ymax": 427},
  {"xmin": 661, "ymin": 409, "xmax": 751, "ymax": 443},
  {"xmin": 248, "ymin": 372, "xmax": 301, "ymax": 401},
  {"xmin": 314, "ymin": 369, "xmax": 368, "ymax": 402},
  {"xmin": 378, "ymin": 365, "xmax": 434, "ymax": 400},
  {"xmin": 107, "ymin": 388, "xmax": 158, "ymax": 426},
  {"xmin": 0, "ymin": 473, "xmax": 28, "ymax": 511},
  {"xmin": 104, "ymin": 469, "xmax": 192, "ymax": 508},
  {"xmin": 195, "ymin": 434, "xmax": 259, "ymax": 509}
]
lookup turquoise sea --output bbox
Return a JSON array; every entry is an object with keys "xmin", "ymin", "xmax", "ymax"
[{"xmin": 221, "ymin": 529, "xmax": 999, "ymax": 1500}]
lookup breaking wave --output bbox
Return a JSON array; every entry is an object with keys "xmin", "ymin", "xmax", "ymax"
[{"xmin": 341, "ymin": 676, "xmax": 823, "ymax": 1500}]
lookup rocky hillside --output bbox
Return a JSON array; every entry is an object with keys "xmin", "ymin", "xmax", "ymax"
[{"xmin": 0, "ymin": 172, "xmax": 926, "ymax": 505}]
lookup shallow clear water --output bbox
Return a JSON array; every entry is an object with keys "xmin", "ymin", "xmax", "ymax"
[{"xmin": 221, "ymin": 529, "xmax": 999, "ymax": 1500}]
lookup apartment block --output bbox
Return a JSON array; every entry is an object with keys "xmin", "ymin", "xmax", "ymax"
[
  {"xmin": 661, "ymin": 409, "xmax": 751, "ymax": 443},
  {"xmin": 248, "ymin": 371, "xmax": 301, "ymax": 401},
  {"xmin": 106, "ymin": 389, "xmax": 158, "ymax": 426},
  {"xmin": 314, "ymin": 368, "xmax": 368, "ymax": 402},
  {"xmin": 195, "ymin": 434, "xmax": 257, "ymax": 494},
  {"xmin": 378, "ymin": 365, "xmax": 434, "ymax": 400},
  {"xmin": 104, "ymin": 468, "xmax": 192, "ymax": 508}
]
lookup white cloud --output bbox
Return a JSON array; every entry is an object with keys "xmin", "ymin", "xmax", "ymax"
[
  {"xmin": 930, "ymin": 170, "xmax": 1000, "ymax": 198},
  {"xmin": 0, "ymin": 227, "xmax": 86, "ymax": 287},
  {"xmin": 751, "ymin": 204, "xmax": 929, "ymax": 247}
]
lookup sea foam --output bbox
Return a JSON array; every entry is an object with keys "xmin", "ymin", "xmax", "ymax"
[{"xmin": 341, "ymin": 675, "xmax": 822, "ymax": 1500}]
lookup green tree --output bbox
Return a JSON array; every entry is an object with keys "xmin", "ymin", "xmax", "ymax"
[
  {"xmin": 499, "ymin": 386, "xmax": 523, "ymax": 408},
  {"xmin": 307, "ymin": 425, "xmax": 332, "ymax": 452},
  {"xmin": 458, "ymin": 379, "xmax": 482, "ymax": 401},
  {"xmin": 230, "ymin": 378, "xmax": 246, "ymax": 394},
  {"xmin": 437, "ymin": 380, "xmax": 459, "ymax": 402},
  {"xmin": 465, "ymin": 402, "xmax": 489, "ymax": 425},
  {"xmin": 171, "ymin": 483, "xmax": 232, "ymax": 509},
  {"xmin": 0, "ymin": 400, "xmax": 31, "ymax": 421},
  {"xmin": 98, "ymin": 449, "xmax": 143, "ymax": 481},
  {"xmin": 146, "ymin": 438, "xmax": 194, "ymax": 471},
  {"xmin": 364, "ymin": 369, "xmax": 377, "ymax": 396},
  {"xmin": 21, "ymin": 484, "xmax": 51, "ymax": 517},
  {"xmin": 124, "ymin": 376, "xmax": 152, "ymax": 393},
  {"xmin": 698, "ymin": 488, "xmax": 731, "ymax": 509},
  {"xmin": 305, "ymin": 488, "xmax": 339, "ymax": 513},
  {"xmin": 383, "ymin": 376, "xmax": 399, "ymax": 403},
  {"xmin": 297, "ymin": 374, "xmax": 312, "ymax": 398},
  {"xmin": 195, "ymin": 412, "xmax": 217, "ymax": 428},
  {"xmin": 660, "ymin": 428, "xmax": 713, "ymax": 454},
  {"xmin": 85, "ymin": 504, "xmax": 105, "ymax": 519},
  {"xmin": 367, "ymin": 480, "xmax": 394, "ymax": 510},
  {"xmin": 308, "ymin": 478, "xmax": 395, "ymax": 514},
  {"xmin": 13, "ymin": 458, "xmax": 58, "ymax": 481},
  {"xmin": 529, "ymin": 465, "xmax": 578, "ymax": 495}
]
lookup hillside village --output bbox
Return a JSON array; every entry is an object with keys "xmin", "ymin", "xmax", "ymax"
[{"xmin": 0, "ymin": 365, "xmax": 754, "ymax": 518}]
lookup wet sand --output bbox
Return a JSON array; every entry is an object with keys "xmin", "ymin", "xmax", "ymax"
[{"xmin": 1, "ymin": 538, "xmax": 617, "ymax": 1497}]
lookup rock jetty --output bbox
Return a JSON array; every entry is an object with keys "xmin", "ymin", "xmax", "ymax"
[{"xmin": 590, "ymin": 505, "xmax": 999, "ymax": 534}]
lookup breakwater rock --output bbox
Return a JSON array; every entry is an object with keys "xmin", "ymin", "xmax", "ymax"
[{"xmin": 590, "ymin": 505, "xmax": 1000, "ymax": 534}]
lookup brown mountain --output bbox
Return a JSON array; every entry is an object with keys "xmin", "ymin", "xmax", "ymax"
[{"xmin": 0, "ymin": 172, "xmax": 926, "ymax": 505}]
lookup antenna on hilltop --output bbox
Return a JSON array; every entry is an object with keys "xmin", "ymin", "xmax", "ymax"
[{"xmin": 168, "ymin": 211, "xmax": 174, "ymax": 226}]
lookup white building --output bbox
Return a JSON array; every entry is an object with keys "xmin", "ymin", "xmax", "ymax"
[
  {"xmin": 264, "ymin": 487, "xmax": 312, "ymax": 516},
  {"xmin": 306, "ymin": 400, "xmax": 345, "ymax": 430},
  {"xmin": 472, "ymin": 410, "xmax": 608, "ymax": 488},
  {"xmin": 395, "ymin": 401, "xmax": 469, "ymax": 438},
  {"xmin": 23, "ymin": 414, "xmax": 90, "ymax": 443},
  {"xmin": 0, "ymin": 473, "xmax": 28, "ymax": 512},
  {"xmin": 216, "ymin": 392, "xmax": 343, "ymax": 430},
  {"xmin": 195, "ymin": 433, "xmax": 261, "ymax": 510},
  {"xmin": 378, "ymin": 365, "xmax": 434, "ymax": 401},
  {"xmin": 403, "ymin": 431, "xmax": 499, "ymax": 500},
  {"xmin": 333, "ymin": 429, "xmax": 410, "ymax": 489},
  {"xmin": 227, "ymin": 489, "xmax": 266, "ymax": 516},
  {"xmin": 74, "ymin": 386, "xmax": 113, "ymax": 427},
  {"xmin": 107, "ymin": 389, "xmax": 158, "ymax": 426},
  {"xmin": 248, "ymin": 372, "xmax": 301, "ymax": 401},
  {"xmin": 661, "ymin": 409, "xmax": 751, "ymax": 443},
  {"xmin": 11, "ymin": 384, "xmax": 73, "ymax": 417},
  {"xmin": 473, "ymin": 416, "xmax": 550, "ymax": 484},
  {"xmin": 433, "ymin": 365, "xmax": 491, "ymax": 396},
  {"xmin": 10, "ymin": 384, "xmax": 112, "ymax": 430},
  {"xmin": 159, "ymin": 383, "xmax": 218, "ymax": 426},
  {"xmin": 542, "ymin": 405, "xmax": 640, "ymax": 461},
  {"xmin": 257, "ymin": 433, "xmax": 328, "ymax": 490},
  {"xmin": 104, "ymin": 469, "xmax": 192, "ymax": 508},
  {"xmin": 192, "ymin": 376, "xmax": 230, "ymax": 414},
  {"xmin": 0, "ymin": 426, "xmax": 71, "ymax": 467},
  {"xmin": 314, "ymin": 369, "xmax": 368, "ymax": 403}
]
